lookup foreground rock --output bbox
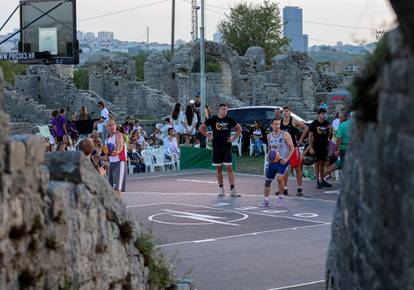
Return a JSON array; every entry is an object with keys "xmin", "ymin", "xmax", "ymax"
[{"xmin": 325, "ymin": 3, "xmax": 414, "ymax": 289}]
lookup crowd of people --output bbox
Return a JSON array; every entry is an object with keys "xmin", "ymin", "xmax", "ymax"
[{"xmin": 42, "ymin": 96, "xmax": 351, "ymax": 203}]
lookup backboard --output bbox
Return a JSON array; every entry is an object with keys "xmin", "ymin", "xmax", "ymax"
[{"xmin": 19, "ymin": 0, "xmax": 78, "ymax": 64}]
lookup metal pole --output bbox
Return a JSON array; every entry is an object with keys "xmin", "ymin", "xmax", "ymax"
[
  {"xmin": 146, "ymin": 26, "xmax": 149, "ymax": 51},
  {"xmin": 171, "ymin": 0, "xmax": 175, "ymax": 56},
  {"xmin": 199, "ymin": 0, "xmax": 206, "ymax": 121}
]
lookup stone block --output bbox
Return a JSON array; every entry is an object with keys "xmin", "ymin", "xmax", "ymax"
[
  {"xmin": 5, "ymin": 140, "xmax": 26, "ymax": 173},
  {"xmin": 12, "ymin": 135, "xmax": 45, "ymax": 165}
]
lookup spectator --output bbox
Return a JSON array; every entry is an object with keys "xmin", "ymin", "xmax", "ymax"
[
  {"xmin": 97, "ymin": 101, "xmax": 110, "ymax": 141},
  {"xmin": 318, "ymin": 99, "xmax": 329, "ymax": 118},
  {"xmin": 183, "ymin": 104, "xmax": 198, "ymax": 146},
  {"xmin": 133, "ymin": 119, "xmax": 142, "ymax": 132},
  {"xmin": 118, "ymin": 126, "xmax": 130, "ymax": 147},
  {"xmin": 122, "ymin": 116, "xmax": 133, "ymax": 134},
  {"xmin": 67, "ymin": 112, "xmax": 80, "ymax": 143},
  {"xmin": 332, "ymin": 112, "xmax": 341, "ymax": 133},
  {"xmin": 274, "ymin": 107, "xmax": 282, "ymax": 120},
  {"xmin": 250, "ymin": 120, "xmax": 266, "ymax": 156},
  {"xmin": 89, "ymin": 131, "xmax": 106, "ymax": 176},
  {"xmin": 171, "ymin": 103, "xmax": 184, "ymax": 145},
  {"xmin": 205, "ymin": 105, "xmax": 213, "ymax": 119},
  {"xmin": 63, "ymin": 134, "xmax": 75, "ymax": 151},
  {"xmin": 130, "ymin": 129, "xmax": 147, "ymax": 152},
  {"xmin": 44, "ymin": 138, "xmax": 52, "ymax": 152},
  {"xmin": 163, "ymin": 128, "xmax": 180, "ymax": 159},
  {"xmin": 79, "ymin": 106, "xmax": 90, "ymax": 120},
  {"xmin": 53, "ymin": 108, "xmax": 68, "ymax": 143},
  {"xmin": 56, "ymin": 142, "xmax": 66, "ymax": 152},
  {"xmin": 51, "ymin": 110, "xmax": 59, "ymax": 143}
]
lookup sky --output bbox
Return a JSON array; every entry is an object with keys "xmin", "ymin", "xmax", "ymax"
[{"xmin": 0, "ymin": 0, "xmax": 397, "ymax": 46}]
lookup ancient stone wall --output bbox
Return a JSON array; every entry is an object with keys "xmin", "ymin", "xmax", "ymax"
[{"xmin": 326, "ymin": 27, "xmax": 414, "ymax": 289}]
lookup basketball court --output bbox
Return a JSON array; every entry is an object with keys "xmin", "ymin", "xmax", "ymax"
[{"xmin": 124, "ymin": 170, "xmax": 338, "ymax": 290}]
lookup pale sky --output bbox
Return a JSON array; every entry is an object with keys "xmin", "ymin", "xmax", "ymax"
[{"xmin": 0, "ymin": 0, "xmax": 397, "ymax": 46}]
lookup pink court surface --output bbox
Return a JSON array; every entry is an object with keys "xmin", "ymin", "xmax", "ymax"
[{"xmin": 124, "ymin": 170, "xmax": 339, "ymax": 290}]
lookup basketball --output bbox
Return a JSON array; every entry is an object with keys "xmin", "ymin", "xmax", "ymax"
[
  {"xmin": 268, "ymin": 149, "xmax": 280, "ymax": 163},
  {"xmin": 103, "ymin": 143, "xmax": 116, "ymax": 155}
]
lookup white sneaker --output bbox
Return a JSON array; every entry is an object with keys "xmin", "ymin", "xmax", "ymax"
[
  {"xmin": 230, "ymin": 188, "xmax": 241, "ymax": 197},
  {"xmin": 218, "ymin": 187, "xmax": 225, "ymax": 197}
]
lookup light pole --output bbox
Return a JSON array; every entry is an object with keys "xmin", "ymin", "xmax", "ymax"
[{"xmin": 199, "ymin": 0, "xmax": 206, "ymax": 121}]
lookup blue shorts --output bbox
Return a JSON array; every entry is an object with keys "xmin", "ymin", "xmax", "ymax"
[{"xmin": 265, "ymin": 161, "xmax": 290, "ymax": 180}]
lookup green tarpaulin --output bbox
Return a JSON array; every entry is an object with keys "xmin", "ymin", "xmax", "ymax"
[{"xmin": 179, "ymin": 147, "xmax": 236, "ymax": 170}]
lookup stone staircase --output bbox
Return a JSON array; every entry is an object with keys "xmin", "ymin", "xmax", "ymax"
[{"xmin": 3, "ymin": 90, "xmax": 52, "ymax": 124}]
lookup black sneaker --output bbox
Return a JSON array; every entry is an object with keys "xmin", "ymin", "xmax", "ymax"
[
  {"xmin": 321, "ymin": 180, "xmax": 332, "ymax": 188},
  {"xmin": 283, "ymin": 188, "xmax": 289, "ymax": 195},
  {"xmin": 296, "ymin": 188, "xmax": 303, "ymax": 196},
  {"xmin": 317, "ymin": 181, "xmax": 323, "ymax": 189}
]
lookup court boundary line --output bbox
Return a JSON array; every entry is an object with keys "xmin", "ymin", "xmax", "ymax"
[
  {"xmin": 127, "ymin": 170, "xmax": 208, "ymax": 180},
  {"xmin": 159, "ymin": 223, "xmax": 330, "ymax": 247},
  {"xmin": 125, "ymin": 191, "xmax": 337, "ymax": 204},
  {"xmin": 267, "ymin": 279, "xmax": 325, "ymax": 290}
]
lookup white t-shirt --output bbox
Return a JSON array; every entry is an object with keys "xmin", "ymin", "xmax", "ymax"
[
  {"xmin": 332, "ymin": 118, "xmax": 340, "ymax": 131},
  {"xmin": 101, "ymin": 107, "xmax": 110, "ymax": 125},
  {"xmin": 163, "ymin": 136, "xmax": 180, "ymax": 155},
  {"xmin": 183, "ymin": 114, "xmax": 198, "ymax": 135}
]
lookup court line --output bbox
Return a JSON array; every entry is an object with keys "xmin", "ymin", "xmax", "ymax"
[
  {"xmin": 165, "ymin": 202, "xmax": 331, "ymax": 224},
  {"xmin": 125, "ymin": 191, "xmax": 337, "ymax": 204},
  {"xmin": 126, "ymin": 202, "xmax": 169, "ymax": 208},
  {"xmin": 267, "ymin": 279, "xmax": 325, "ymax": 290},
  {"xmin": 159, "ymin": 223, "xmax": 330, "ymax": 247},
  {"xmin": 127, "ymin": 171, "xmax": 208, "ymax": 180}
]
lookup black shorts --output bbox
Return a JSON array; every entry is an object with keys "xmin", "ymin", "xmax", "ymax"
[
  {"xmin": 212, "ymin": 146, "xmax": 232, "ymax": 166},
  {"xmin": 314, "ymin": 145, "xmax": 328, "ymax": 162}
]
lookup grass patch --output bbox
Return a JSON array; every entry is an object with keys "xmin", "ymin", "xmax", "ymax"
[
  {"xmin": 235, "ymin": 154, "xmax": 265, "ymax": 175},
  {"xmin": 135, "ymin": 231, "xmax": 175, "ymax": 289}
]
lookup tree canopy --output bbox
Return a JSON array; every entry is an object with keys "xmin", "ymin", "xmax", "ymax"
[{"xmin": 218, "ymin": 0, "xmax": 288, "ymax": 64}]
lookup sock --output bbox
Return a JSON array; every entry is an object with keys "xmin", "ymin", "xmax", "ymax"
[
  {"xmin": 230, "ymin": 185, "xmax": 235, "ymax": 190},
  {"xmin": 284, "ymin": 186, "xmax": 287, "ymax": 190},
  {"xmin": 298, "ymin": 186, "xmax": 302, "ymax": 189},
  {"xmin": 219, "ymin": 184, "xmax": 224, "ymax": 188}
]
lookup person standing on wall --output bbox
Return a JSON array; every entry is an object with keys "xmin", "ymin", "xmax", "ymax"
[
  {"xmin": 97, "ymin": 101, "xmax": 110, "ymax": 142},
  {"xmin": 199, "ymin": 104, "xmax": 242, "ymax": 197}
]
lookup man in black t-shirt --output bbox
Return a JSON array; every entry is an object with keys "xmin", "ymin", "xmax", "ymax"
[
  {"xmin": 199, "ymin": 104, "xmax": 242, "ymax": 197},
  {"xmin": 309, "ymin": 108, "xmax": 333, "ymax": 189}
]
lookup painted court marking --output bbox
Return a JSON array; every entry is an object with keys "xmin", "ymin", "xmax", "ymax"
[
  {"xmin": 267, "ymin": 279, "xmax": 325, "ymax": 290},
  {"xmin": 294, "ymin": 213, "xmax": 320, "ymax": 218},
  {"xmin": 159, "ymin": 223, "xmax": 330, "ymax": 247},
  {"xmin": 176, "ymin": 178, "xmax": 217, "ymax": 184},
  {"xmin": 148, "ymin": 209, "xmax": 248, "ymax": 226}
]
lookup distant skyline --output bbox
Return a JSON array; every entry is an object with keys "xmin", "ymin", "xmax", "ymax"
[{"xmin": 0, "ymin": 0, "xmax": 396, "ymax": 47}]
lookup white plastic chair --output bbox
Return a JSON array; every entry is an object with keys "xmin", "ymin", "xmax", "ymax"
[
  {"xmin": 140, "ymin": 149, "xmax": 156, "ymax": 173},
  {"xmin": 152, "ymin": 148, "xmax": 175, "ymax": 171},
  {"xmin": 165, "ymin": 148, "xmax": 180, "ymax": 170},
  {"xmin": 231, "ymin": 133, "xmax": 242, "ymax": 157},
  {"xmin": 249, "ymin": 138, "xmax": 266, "ymax": 156}
]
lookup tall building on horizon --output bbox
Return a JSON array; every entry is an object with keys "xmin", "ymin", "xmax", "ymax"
[{"xmin": 283, "ymin": 6, "xmax": 308, "ymax": 52}]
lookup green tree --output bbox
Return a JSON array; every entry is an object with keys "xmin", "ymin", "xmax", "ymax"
[
  {"xmin": 0, "ymin": 61, "xmax": 26, "ymax": 86},
  {"xmin": 73, "ymin": 68, "xmax": 89, "ymax": 90},
  {"xmin": 133, "ymin": 51, "xmax": 151, "ymax": 81},
  {"xmin": 218, "ymin": 0, "xmax": 288, "ymax": 64}
]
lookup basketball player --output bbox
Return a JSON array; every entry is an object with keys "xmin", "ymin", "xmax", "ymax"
[
  {"xmin": 199, "ymin": 104, "xmax": 242, "ymax": 197},
  {"xmin": 262, "ymin": 119, "xmax": 294, "ymax": 207},
  {"xmin": 280, "ymin": 106, "xmax": 309, "ymax": 196}
]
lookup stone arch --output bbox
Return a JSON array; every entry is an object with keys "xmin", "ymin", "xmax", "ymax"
[{"xmin": 170, "ymin": 41, "xmax": 241, "ymax": 105}]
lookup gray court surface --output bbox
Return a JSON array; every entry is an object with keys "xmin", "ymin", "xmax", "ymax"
[{"xmin": 124, "ymin": 170, "xmax": 338, "ymax": 290}]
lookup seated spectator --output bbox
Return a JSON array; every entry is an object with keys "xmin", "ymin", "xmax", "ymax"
[
  {"xmin": 130, "ymin": 129, "xmax": 148, "ymax": 152},
  {"xmin": 56, "ymin": 142, "xmax": 66, "ymax": 152},
  {"xmin": 79, "ymin": 106, "xmax": 90, "ymax": 121},
  {"xmin": 250, "ymin": 120, "xmax": 266, "ymax": 156},
  {"xmin": 63, "ymin": 135, "xmax": 75, "ymax": 151},
  {"xmin": 163, "ymin": 128, "xmax": 180, "ymax": 160},
  {"xmin": 44, "ymin": 138, "xmax": 53, "ymax": 152},
  {"xmin": 183, "ymin": 104, "xmax": 198, "ymax": 146},
  {"xmin": 123, "ymin": 116, "xmax": 134, "ymax": 134}
]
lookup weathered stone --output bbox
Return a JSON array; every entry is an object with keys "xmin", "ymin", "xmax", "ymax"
[
  {"xmin": 5, "ymin": 140, "xmax": 26, "ymax": 173},
  {"xmin": 12, "ymin": 135, "xmax": 45, "ymax": 165},
  {"xmin": 326, "ymin": 27, "xmax": 414, "ymax": 290}
]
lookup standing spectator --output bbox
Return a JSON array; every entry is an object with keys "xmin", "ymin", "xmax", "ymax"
[
  {"xmin": 250, "ymin": 121, "xmax": 266, "ymax": 156},
  {"xmin": 53, "ymin": 108, "xmax": 68, "ymax": 143},
  {"xmin": 97, "ymin": 101, "xmax": 110, "ymax": 142},
  {"xmin": 332, "ymin": 112, "xmax": 341, "ymax": 133},
  {"xmin": 105, "ymin": 119, "xmax": 128, "ymax": 198},
  {"xmin": 67, "ymin": 112, "xmax": 80, "ymax": 143},
  {"xmin": 118, "ymin": 126, "xmax": 130, "ymax": 147},
  {"xmin": 274, "ymin": 107, "xmax": 282, "ymax": 120},
  {"xmin": 51, "ymin": 110, "xmax": 59, "ymax": 143},
  {"xmin": 318, "ymin": 99, "xmax": 329, "ymax": 118},
  {"xmin": 79, "ymin": 106, "xmax": 90, "ymax": 120},
  {"xmin": 205, "ymin": 105, "xmax": 213, "ymax": 119},
  {"xmin": 133, "ymin": 119, "xmax": 142, "ymax": 132},
  {"xmin": 183, "ymin": 104, "xmax": 198, "ymax": 146},
  {"xmin": 171, "ymin": 103, "xmax": 184, "ymax": 145},
  {"xmin": 309, "ymin": 108, "xmax": 332, "ymax": 189}
]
